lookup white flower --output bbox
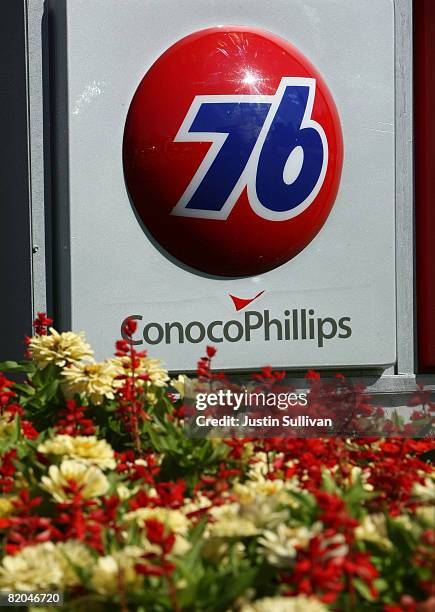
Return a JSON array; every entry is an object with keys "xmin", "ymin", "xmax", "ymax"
[
  {"xmin": 38, "ymin": 435, "xmax": 115, "ymax": 469},
  {"xmin": 413, "ymin": 478, "xmax": 435, "ymax": 502},
  {"xmin": 233, "ymin": 482, "xmax": 289, "ymax": 530},
  {"xmin": 321, "ymin": 533, "xmax": 349, "ymax": 560},
  {"xmin": 91, "ymin": 546, "xmax": 143, "ymax": 595},
  {"xmin": 28, "ymin": 328, "xmax": 93, "ymax": 368},
  {"xmin": 0, "ymin": 543, "xmax": 62, "ymax": 591},
  {"xmin": 348, "ymin": 465, "xmax": 374, "ymax": 492},
  {"xmin": 0, "ymin": 541, "xmax": 93, "ymax": 591},
  {"xmin": 258, "ymin": 523, "xmax": 322, "ymax": 567},
  {"xmin": 247, "ymin": 452, "xmax": 269, "ymax": 480},
  {"xmin": 240, "ymin": 595, "xmax": 328, "ymax": 612},
  {"xmin": 55, "ymin": 540, "xmax": 94, "ymax": 587},
  {"xmin": 62, "ymin": 361, "xmax": 121, "ymax": 405},
  {"xmin": 41, "ymin": 460, "xmax": 109, "ymax": 502},
  {"xmin": 233, "ymin": 478, "xmax": 295, "ymax": 505},
  {"xmin": 172, "ymin": 535, "xmax": 191, "ymax": 556}
]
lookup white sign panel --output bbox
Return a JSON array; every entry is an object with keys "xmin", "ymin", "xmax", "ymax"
[{"xmin": 61, "ymin": 0, "xmax": 396, "ymax": 371}]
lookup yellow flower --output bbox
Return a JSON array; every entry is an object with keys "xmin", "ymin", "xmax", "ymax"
[
  {"xmin": 207, "ymin": 503, "xmax": 259, "ymax": 538},
  {"xmin": 206, "ymin": 478, "xmax": 292, "ymax": 540},
  {"xmin": 415, "ymin": 506, "xmax": 435, "ymax": 528},
  {"xmin": 37, "ymin": 435, "xmax": 115, "ymax": 469},
  {"xmin": 203, "ymin": 539, "xmax": 245, "ymax": 565},
  {"xmin": 394, "ymin": 514, "xmax": 415, "ymax": 531},
  {"xmin": 62, "ymin": 361, "xmax": 120, "ymax": 405},
  {"xmin": 140, "ymin": 357, "xmax": 169, "ymax": 387},
  {"xmin": 28, "ymin": 328, "xmax": 93, "ymax": 368},
  {"xmin": 123, "ymin": 508, "xmax": 191, "ymax": 558},
  {"xmin": 116, "ymin": 483, "xmax": 138, "ymax": 501},
  {"xmin": 233, "ymin": 479, "xmax": 295, "ymax": 505},
  {"xmin": 112, "ymin": 356, "xmax": 169, "ymax": 388},
  {"xmin": 41, "ymin": 460, "xmax": 109, "ymax": 502},
  {"xmin": 0, "ymin": 498, "xmax": 16, "ymax": 517},
  {"xmin": 240, "ymin": 595, "xmax": 328, "ymax": 612},
  {"xmin": 91, "ymin": 546, "xmax": 143, "ymax": 595},
  {"xmin": 171, "ymin": 535, "xmax": 191, "ymax": 556},
  {"xmin": 0, "ymin": 541, "xmax": 92, "ymax": 591},
  {"xmin": 0, "ymin": 413, "xmax": 14, "ymax": 439},
  {"xmin": 344, "ymin": 465, "xmax": 374, "ymax": 492},
  {"xmin": 181, "ymin": 493, "xmax": 212, "ymax": 515},
  {"xmin": 247, "ymin": 452, "xmax": 269, "ymax": 480},
  {"xmin": 170, "ymin": 374, "xmax": 194, "ymax": 400},
  {"xmin": 355, "ymin": 514, "xmax": 392, "ymax": 549}
]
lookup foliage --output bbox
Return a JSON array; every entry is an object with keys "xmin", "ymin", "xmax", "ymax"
[{"xmin": 0, "ymin": 314, "xmax": 433, "ymax": 611}]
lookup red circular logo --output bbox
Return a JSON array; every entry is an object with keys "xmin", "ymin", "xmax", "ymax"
[{"xmin": 123, "ymin": 27, "xmax": 343, "ymax": 277}]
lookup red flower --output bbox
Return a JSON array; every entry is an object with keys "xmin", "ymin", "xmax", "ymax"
[
  {"xmin": 306, "ymin": 370, "xmax": 321, "ymax": 381},
  {"xmin": 122, "ymin": 318, "xmax": 138, "ymax": 339},
  {"xmin": 20, "ymin": 420, "xmax": 39, "ymax": 439},
  {"xmin": 33, "ymin": 312, "xmax": 53, "ymax": 336},
  {"xmin": 2, "ymin": 491, "xmax": 62, "ymax": 554},
  {"xmin": 55, "ymin": 399, "xmax": 95, "ymax": 436},
  {"xmin": 134, "ymin": 519, "xmax": 176, "ymax": 578},
  {"xmin": 0, "ymin": 449, "xmax": 17, "ymax": 494},
  {"xmin": 206, "ymin": 345, "xmax": 217, "ymax": 358},
  {"xmin": 155, "ymin": 481, "xmax": 186, "ymax": 509}
]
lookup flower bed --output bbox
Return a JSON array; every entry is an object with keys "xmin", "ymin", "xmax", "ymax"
[{"xmin": 0, "ymin": 314, "xmax": 433, "ymax": 611}]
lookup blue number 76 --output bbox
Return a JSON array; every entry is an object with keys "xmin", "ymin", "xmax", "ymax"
[{"xmin": 171, "ymin": 77, "xmax": 328, "ymax": 221}]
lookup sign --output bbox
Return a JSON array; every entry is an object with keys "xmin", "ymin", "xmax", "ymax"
[
  {"xmin": 59, "ymin": 0, "xmax": 396, "ymax": 371},
  {"xmin": 123, "ymin": 27, "xmax": 343, "ymax": 277}
]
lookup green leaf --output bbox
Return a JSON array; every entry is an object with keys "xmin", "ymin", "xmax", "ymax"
[
  {"xmin": 12, "ymin": 382, "xmax": 36, "ymax": 396},
  {"xmin": 419, "ymin": 448, "xmax": 435, "ymax": 463},
  {"xmin": 321, "ymin": 469, "xmax": 338, "ymax": 494},
  {"xmin": 416, "ymin": 421, "xmax": 435, "ymax": 438},
  {"xmin": 373, "ymin": 577, "xmax": 389, "ymax": 593},
  {"xmin": 391, "ymin": 410, "xmax": 404, "ymax": 430},
  {"xmin": 11, "ymin": 414, "xmax": 22, "ymax": 444},
  {"xmin": 0, "ymin": 360, "xmax": 32, "ymax": 373},
  {"xmin": 353, "ymin": 577, "xmax": 376, "ymax": 601},
  {"xmin": 27, "ymin": 378, "xmax": 60, "ymax": 409},
  {"xmin": 386, "ymin": 515, "xmax": 416, "ymax": 553}
]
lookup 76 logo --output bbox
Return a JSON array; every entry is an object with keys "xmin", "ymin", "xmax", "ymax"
[{"xmin": 172, "ymin": 77, "xmax": 328, "ymax": 221}]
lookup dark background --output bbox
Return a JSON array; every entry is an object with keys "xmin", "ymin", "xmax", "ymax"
[{"xmin": 0, "ymin": 0, "xmax": 33, "ymax": 362}]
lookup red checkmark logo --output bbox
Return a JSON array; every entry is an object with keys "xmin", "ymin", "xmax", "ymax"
[{"xmin": 229, "ymin": 290, "xmax": 265, "ymax": 312}]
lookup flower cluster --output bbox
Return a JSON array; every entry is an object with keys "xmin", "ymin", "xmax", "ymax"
[{"xmin": 0, "ymin": 317, "xmax": 433, "ymax": 611}]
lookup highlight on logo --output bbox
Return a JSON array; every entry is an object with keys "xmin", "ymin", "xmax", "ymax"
[{"xmin": 123, "ymin": 26, "xmax": 343, "ymax": 277}]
